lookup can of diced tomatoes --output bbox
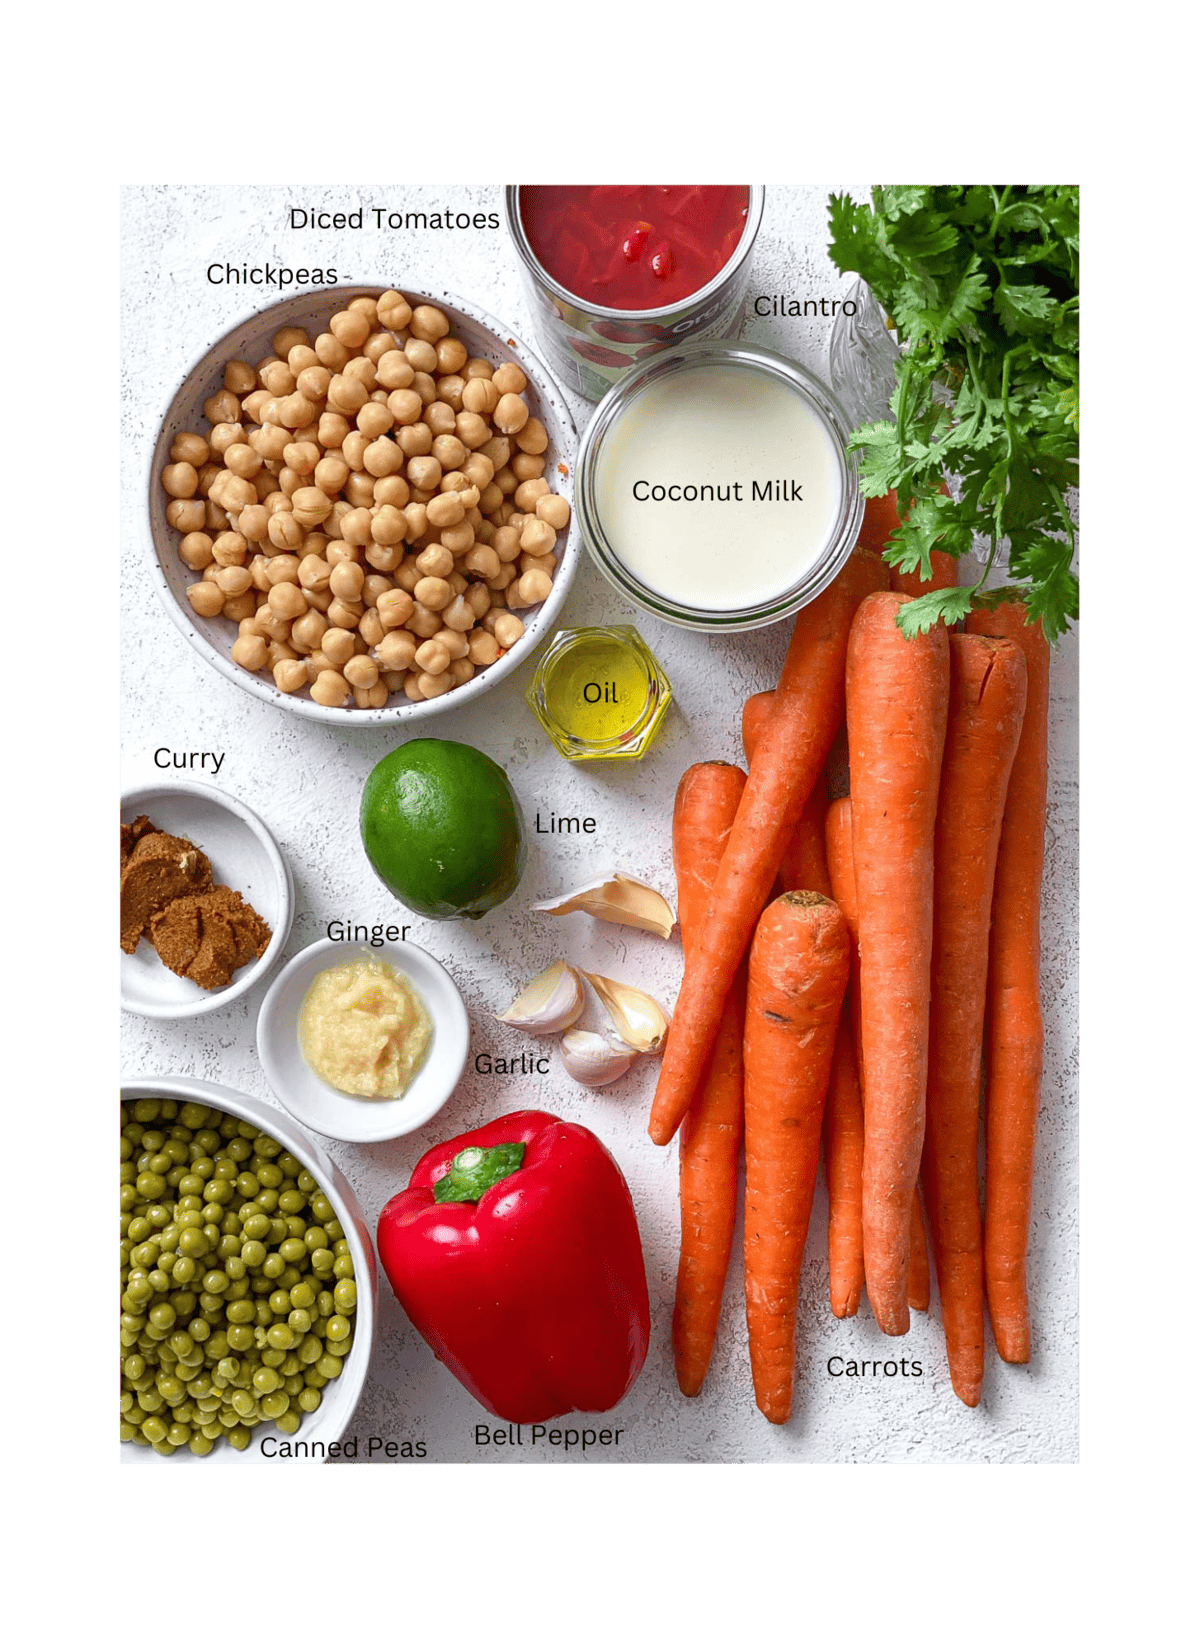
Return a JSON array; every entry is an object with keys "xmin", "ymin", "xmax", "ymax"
[{"xmin": 506, "ymin": 185, "xmax": 765, "ymax": 401}]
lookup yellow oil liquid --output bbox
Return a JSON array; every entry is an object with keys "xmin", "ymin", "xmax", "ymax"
[
  {"xmin": 527, "ymin": 626, "xmax": 672, "ymax": 760},
  {"xmin": 544, "ymin": 637, "xmax": 649, "ymax": 743}
]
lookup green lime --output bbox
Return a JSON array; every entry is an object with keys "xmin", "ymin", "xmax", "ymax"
[{"xmin": 360, "ymin": 739, "xmax": 527, "ymax": 920}]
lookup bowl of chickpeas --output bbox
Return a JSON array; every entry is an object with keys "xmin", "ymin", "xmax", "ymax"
[
  {"xmin": 120, "ymin": 1077, "xmax": 377, "ymax": 1462},
  {"xmin": 149, "ymin": 287, "xmax": 580, "ymax": 720}
]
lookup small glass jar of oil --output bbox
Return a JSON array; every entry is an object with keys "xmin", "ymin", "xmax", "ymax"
[{"xmin": 525, "ymin": 626, "xmax": 673, "ymax": 761}]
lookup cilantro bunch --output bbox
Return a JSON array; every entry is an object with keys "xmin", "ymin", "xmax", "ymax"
[{"xmin": 827, "ymin": 185, "xmax": 1079, "ymax": 640}]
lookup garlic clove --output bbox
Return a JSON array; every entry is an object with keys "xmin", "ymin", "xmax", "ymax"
[
  {"xmin": 558, "ymin": 1028, "xmax": 638, "ymax": 1088},
  {"xmin": 497, "ymin": 961, "xmax": 585, "ymax": 1035},
  {"xmin": 530, "ymin": 874, "xmax": 675, "ymax": 940},
  {"xmin": 584, "ymin": 973, "xmax": 671, "ymax": 1054}
]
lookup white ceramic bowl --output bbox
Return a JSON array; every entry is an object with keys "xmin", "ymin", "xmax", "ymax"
[
  {"xmin": 147, "ymin": 284, "xmax": 580, "ymax": 725},
  {"xmin": 120, "ymin": 1076, "xmax": 377, "ymax": 1465},
  {"xmin": 256, "ymin": 937, "xmax": 469, "ymax": 1143},
  {"xmin": 121, "ymin": 781, "xmax": 293, "ymax": 1018}
]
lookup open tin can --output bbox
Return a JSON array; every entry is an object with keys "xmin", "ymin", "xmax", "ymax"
[{"xmin": 506, "ymin": 185, "xmax": 765, "ymax": 400}]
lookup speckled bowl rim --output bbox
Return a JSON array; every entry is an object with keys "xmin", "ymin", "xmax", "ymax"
[
  {"xmin": 255, "ymin": 936, "xmax": 470, "ymax": 1143},
  {"xmin": 119, "ymin": 1075, "xmax": 377, "ymax": 1465},
  {"xmin": 146, "ymin": 284, "xmax": 579, "ymax": 726},
  {"xmin": 120, "ymin": 780, "xmax": 294, "ymax": 1019}
]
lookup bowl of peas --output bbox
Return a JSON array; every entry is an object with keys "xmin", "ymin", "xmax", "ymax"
[{"xmin": 120, "ymin": 1077, "xmax": 377, "ymax": 1463}]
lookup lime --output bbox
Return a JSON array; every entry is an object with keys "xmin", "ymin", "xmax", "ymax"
[{"xmin": 360, "ymin": 739, "xmax": 527, "ymax": 921}]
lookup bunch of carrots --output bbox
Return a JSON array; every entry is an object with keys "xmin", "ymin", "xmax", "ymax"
[{"xmin": 662, "ymin": 496, "xmax": 1050, "ymax": 1422}]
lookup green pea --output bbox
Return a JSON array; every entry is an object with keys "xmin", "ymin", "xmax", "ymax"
[
  {"xmin": 227, "ymin": 1138, "xmax": 252, "ymax": 1163},
  {"xmin": 253, "ymin": 1366, "xmax": 280, "ymax": 1394},
  {"xmin": 269, "ymin": 1289, "xmax": 292, "ymax": 1316},
  {"xmin": 326, "ymin": 1315, "xmax": 350, "ymax": 1343},
  {"xmin": 260, "ymin": 1347, "xmax": 286, "ymax": 1368},
  {"xmin": 333, "ymin": 1279, "xmax": 357, "ymax": 1313},
  {"xmin": 202, "ymin": 1270, "xmax": 229, "ymax": 1295},
  {"xmin": 170, "ymin": 1291, "xmax": 197, "ymax": 1317},
  {"xmin": 255, "ymin": 1162, "xmax": 283, "ymax": 1189},
  {"xmin": 226, "ymin": 1425, "xmax": 252, "ymax": 1451},
  {"xmin": 141, "ymin": 1416, "xmax": 168, "ymax": 1444},
  {"xmin": 254, "ymin": 1189, "xmax": 280, "ymax": 1213},
  {"xmin": 231, "ymin": 1389, "xmax": 257, "ymax": 1417},
  {"xmin": 278, "ymin": 1189, "xmax": 306, "ymax": 1215},
  {"xmin": 269, "ymin": 1218, "xmax": 289, "ymax": 1244},
  {"xmin": 148, "ymin": 1302, "xmax": 176, "ymax": 1332},
  {"xmin": 324, "ymin": 1218, "xmax": 345, "ymax": 1241},
  {"xmin": 279, "ymin": 1237, "xmax": 305, "ymax": 1264},
  {"xmin": 316, "ymin": 1352, "xmax": 343, "ymax": 1379},
  {"xmin": 179, "ymin": 1103, "xmax": 209, "ymax": 1130},
  {"xmin": 242, "ymin": 1212, "xmax": 271, "ymax": 1241},
  {"xmin": 217, "ymin": 1234, "xmax": 241, "ymax": 1260},
  {"xmin": 333, "ymin": 1255, "xmax": 355, "ymax": 1280},
  {"xmin": 267, "ymin": 1324, "xmax": 295, "ymax": 1351},
  {"xmin": 178, "ymin": 1226, "xmax": 209, "ymax": 1258},
  {"xmin": 284, "ymin": 1215, "xmax": 307, "ymax": 1239},
  {"xmin": 261, "ymin": 1392, "xmax": 290, "ymax": 1419},
  {"xmin": 133, "ymin": 1100, "xmax": 161, "ymax": 1124},
  {"xmin": 281, "ymin": 1353, "xmax": 303, "ymax": 1376},
  {"xmin": 241, "ymin": 1240, "xmax": 266, "ymax": 1268},
  {"xmin": 123, "ymin": 1278, "xmax": 153, "ymax": 1308},
  {"xmin": 311, "ymin": 1248, "xmax": 335, "ymax": 1275},
  {"xmin": 236, "ymin": 1172, "xmax": 260, "ymax": 1199},
  {"xmin": 226, "ymin": 1324, "xmax": 254, "ymax": 1352},
  {"xmin": 262, "ymin": 1252, "xmax": 285, "ymax": 1280},
  {"xmin": 279, "ymin": 1266, "xmax": 302, "ymax": 1290},
  {"xmin": 310, "ymin": 1193, "xmax": 334, "ymax": 1223},
  {"xmin": 226, "ymin": 1300, "xmax": 255, "ymax": 1324},
  {"xmin": 189, "ymin": 1433, "xmax": 215, "ymax": 1456},
  {"xmin": 136, "ymin": 1172, "xmax": 167, "ymax": 1199},
  {"xmin": 297, "ymin": 1387, "xmax": 322, "ymax": 1413},
  {"xmin": 275, "ymin": 1409, "xmax": 301, "ymax": 1435},
  {"xmin": 225, "ymin": 1255, "xmax": 247, "ymax": 1281},
  {"xmin": 198, "ymin": 1292, "xmax": 225, "ymax": 1314},
  {"xmin": 204, "ymin": 1179, "xmax": 234, "ymax": 1205},
  {"xmin": 172, "ymin": 1256, "xmax": 197, "ymax": 1285},
  {"xmin": 167, "ymin": 1422, "xmax": 192, "ymax": 1446},
  {"xmin": 212, "ymin": 1159, "xmax": 238, "ymax": 1182},
  {"xmin": 168, "ymin": 1332, "xmax": 194, "ymax": 1358},
  {"xmin": 288, "ymin": 1310, "xmax": 312, "ymax": 1335}
]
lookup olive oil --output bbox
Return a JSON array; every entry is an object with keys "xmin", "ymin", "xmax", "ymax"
[{"xmin": 526, "ymin": 626, "xmax": 672, "ymax": 761}]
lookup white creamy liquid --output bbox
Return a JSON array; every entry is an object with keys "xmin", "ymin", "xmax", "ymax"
[{"xmin": 594, "ymin": 362, "xmax": 843, "ymax": 611}]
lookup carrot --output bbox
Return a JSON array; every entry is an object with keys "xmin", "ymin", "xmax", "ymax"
[
  {"xmin": 845, "ymin": 589, "xmax": 950, "ymax": 1335},
  {"xmin": 908, "ymin": 1191, "xmax": 931, "ymax": 1312},
  {"xmin": 671, "ymin": 761, "xmax": 748, "ymax": 1398},
  {"xmin": 858, "ymin": 486, "xmax": 957, "ymax": 597},
  {"xmin": 825, "ymin": 793, "xmax": 931, "ymax": 1322},
  {"xmin": 744, "ymin": 891, "xmax": 850, "ymax": 1422},
  {"xmin": 648, "ymin": 548, "xmax": 886, "ymax": 1147},
  {"xmin": 922, "ymin": 632, "xmax": 1027, "ymax": 1403},
  {"xmin": 742, "ymin": 692, "xmax": 831, "ymax": 896},
  {"xmin": 965, "ymin": 601, "xmax": 1050, "ymax": 1364}
]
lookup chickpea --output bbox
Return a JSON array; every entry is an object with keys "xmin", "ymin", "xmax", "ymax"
[
  {"xmin": 514, "ymin": 478, "xmax": 551, "ymax": 512},
  {"xmin": 339, "ymin": 430, "xmax": 369, "ymax": 472},
  {"xmin": 410, "ymin": 304, "xmax": 451, "ymax": 343},
  {"xmin": 492, "ymin": 525, "xmax": 522, "ymax": 563},
  {"xmin": 274, "ymin": 658, "xmax": 308, "ymax": 694},
  {"xmin": 329, "ymin": 560, "xmax": 365, "ymax": 601},
  {"xmin": 365, "ymin": 540, "xmax": 403, "ymax": 573},
  {"xmin": 493, "ymin": 363, "xmax": 528, "ymax": 397},
  {"xmin": 354, "ymin": 681, "xmax": 390, "ymax": 709},
  {"xmin": 186, "ymin": 580, "xmax": 224, "ymax": 620},
  {"xmin": 209, "ymin": 422, "xmax": 244, "ymax": 457},
  {"xmin": 432, "ymin": 627, "xmax": 470, "ymax": 661},
  {"xmin": 421, "ymin": 401, "xmax": 454, "ymax": 439},
  {"xmin": 250, "ymin": 423, "xmax": 292, "ymax": 462},
  {"xmin": 425, "ymin": 493, "xmax": 464, "ymax": 531},
  {"xmin": 240, "ymin": 390, "xmax": 271, "ymax": 426},
  {"xmin": 466, "ymin": 582, "xmax": 493, "ymax": 619},
  {"xmin": 283, "ymin": 441, "xmax": 320, "ymax": 476},
  {"xmin": 377, "ymin": 291, "xmax": 413, "ymax": 332},
  {"xmin": 412, "ymin": 576, "xmax": 452, "ymax": 612},
  {"xmin": 204, "ymin": 388, "xmax": 241, "ymax": 425},
  {"xmin": 298, "ymin": 553, "xmax": 332, "ymax": 591},
  {"xmin": 328, "ymin": 374, "xmax": 369, "ymax": 416},
  {"xmin": 260, "ymin": 359, "xmax": 296, "ymax": 397},
  {"xmin": 310, "ymin": 669, "xmax": 350, "ymax": 707},
  {"xmin": 464, "ymin": 545, "xmax": 500, "ymax": 581},
  {"xmin": 404, "ymin": 337, "xmax": 439, "ymax": 375},
  {"xmin": 210, "ymin": 531, "xmax": 247, "ymax": 568},
  {"xmin": 461, "ymin": 451, "xmax": 495, "ymax": 489},
  {"xmin": 374, "ymin": 475, "xmax": 410, "ymax": 508},
  {"xmin": 397, "ymin": 422, "xmax": 434, "ymax": 458},
  {"xmin": 468, "ymin": 629, "xmax": 500, "ymax": 667},
  {"xmin": 494, "ymin": 393, "xmax": 530, "ymax": 435},
  {"xmin": 327, "ymin": 597, "xmax": 364, "ymax": 630},
  {"xmin": 223, "ymin": 591, "xmax": 258, "ymax": 622},
  {"xmin": 312, "ymin": 331, "xmax": 349, "ymax": 370},
  {"xmin": 377, "ymin": 588, "xmax": 416, "ymax": 630},
  {"xmin": 376, "ymin": 351, "xmax": 415, "ymax": 392},
  {"xmin": 412, "ymin": 638, "xmax": 450, "ymax": 676},
  {"xmin": 440, "ymin": 520, "xmax": 475, "ymax": 556},
  {"xmin": 518, "ymin": 568, "xmax": 555, "ymax": 607},
  {"xmin": 266, "ymin": 582, "xmax": 308, "ymax": 622},
  {"xmin": 169, "ymin": 432, "xmax": 208, "ymax": 468},
  {"xmin": 369, "ymin": 504, "xmax": 407, "ymax": 547},
  {"xmin": 237, "ymin": 504, "xmax": 270, "ymax": 544},
  {"xmin": 162, "ymin": 461, "xmax": 199, "ymax": 499},
  {"xmin": 266, "ymin": 550, "xmax": 302, "ymax": 584},
  {"xmin": 231, "ymin": 633, "xmax": 268, "ymax": 673},
  {"xmin": 267, "ymin": 638, "xmax": 298, "ymax": 665},
  {"xmin": 343, "ymin": 358, "xmax": 378, "ymax": 394},
  {"xmin": 455, "ymin": 411, "xmax": 491, "ymax": 451},
  {"xmin": 440, "ymin": 595, "xmax": 475, "ymax": 633},
  {"xmin": 358, "ymin": 607, "xmax": 386, "ymax": 647},
  {"xmin": 376, "ymin": 629, "xmax": 417, "ymax": 671},
  {"xmin": 388, "ymin": 388, "xmax": 423, "ymax": 427},
  {"xmin": 335, "ymin": 506, "xmax": 370, "ymax": 547},
  {"xmin": 264, "ymin": 510, "xmax": 302, "ymax": 553},
  {"xmin": 461, "ymin": 377, "xmax": 500, "ymax": 417},
  {"xmin": 344, "ymin": 471, "xmax": 376, "ymax": 507},
  {"xmin": 178, "ymin": 531, "xmax": 214, "ymax": 570},
  {"xmin": 462, "ymin": 357, "xmax": 494, "ymax": 381},
  {"xmin": 515, "ymin": 416, "xmax": 549, "ymax": 455},
  {"xmin": 224, "ymin": 360, "xmax": 257, "ymax": 395},
  {"xmin": 480, "ymin": 435, "xmax": 511, "ymax": 471},
  {"xmin": 291, "ymin": 609, "xmax": 327, "ymax": 652},
  {"xmin": 362, "ymin": 573, "xmax": 393, "ymax": 606},
  {"xmin": 364, "ymin": 438, "xmax": 404, "ymax": 478},
  {"xmin": 417, "ymin": 670, "xmax": 453, "ymax": 699},
  {"xmin": 433, "ymin": 334, "xmax": 467, "ymax": 375},
  {"xmin": 407, "ymin": 455, "xmax": 442, "ymax": 492},
  {"xmin": 403, "ymin": 502, "xmax": 428, "ymax": 541},
  {"xmin": 272, "ymin": 326, "xmax": 308, "ymax": 357},
  {"xmin": 320, "ymin": 628, "xmax": 356, "ymax": 668},
  {"xmin": 536, "ymin": 493, "xmax": 571, "ymax": 531},
  {"xmin": 407, "ymin": 602, "xmax": 443, "ymax": 639},
  {"xmin": 317, "ymin": 411, "xmax": 350, "ymax": 451},
  {"xmin": 512, "ymin": 451, "xmax": 547, "ymax": 483},
  {"xmin": 205, "ymin": 499, "xmax": 232, "ymax": 531},
  {"xmin": 329, "ymin": 310, "xmax": 370, "ymax": 349},
  {"xmin": 487, "ymin": 562, "xmax": 516, "ymax": 592},
  {"xmin": 415, "ymin": 544, "xmax": 455, "ymax": 579},
  {"xmin": 338, "ymin": 653, "xmax": 377, "ymax": 692},
  {"xmin": 305, "ymin": 586, "xmax": 334, "ymax": 614},
  {"xmin": 494, "ymin": 466, "xmax": 518, "ymax": 497},
  {"xmin": 357, "ymin": 402, "xmax": 394, "ymax": 441},
  {"xmin": 517, "ymin": 517, "xmax": 556, "ymax": 558},
  {"xmin": 437, "ymin": 374, "xmax": 466, "ymax": 411},
  {"xmin": 492, "ymin": 612, "xmax": 525, "ymax": 650},
  {"xmin": 430, "ymin": 434, "xmax": 467, "ymax": 473}
]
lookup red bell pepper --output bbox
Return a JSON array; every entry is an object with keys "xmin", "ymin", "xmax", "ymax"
[{"xmin": 377, "ymin": 1109, "xmax": 650, "ymax": 1424}]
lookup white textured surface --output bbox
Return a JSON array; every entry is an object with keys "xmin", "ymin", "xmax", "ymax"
[{"xmin": 121, "ymin": 184, "xmax": 1078, "ymax": 1463}]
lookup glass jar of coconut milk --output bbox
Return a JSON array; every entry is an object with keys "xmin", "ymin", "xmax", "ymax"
[{"xmin": 575, "ymin": 340, "xmax": 864, "ymax": 632}]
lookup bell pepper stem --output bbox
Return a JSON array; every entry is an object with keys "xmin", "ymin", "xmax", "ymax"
[{"xmin": 433, "ymin": 1142, "xmax": 526, "ymax": 1204}]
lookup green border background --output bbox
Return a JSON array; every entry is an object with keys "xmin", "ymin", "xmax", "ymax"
[{"xmin": 21, "ymin": 3, "xmax": 1173, "ymax": 1635}]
